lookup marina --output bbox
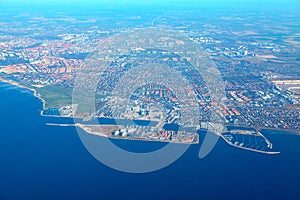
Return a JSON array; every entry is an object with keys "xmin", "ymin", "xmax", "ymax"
[{"xmin": 221, "ymin": 129, "xmax": 280, "ymax": 154}]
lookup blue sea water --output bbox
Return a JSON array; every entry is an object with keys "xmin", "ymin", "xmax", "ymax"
[{"xmin": 0, "ymin": 81, "xmax": 300, "ymax": 200}]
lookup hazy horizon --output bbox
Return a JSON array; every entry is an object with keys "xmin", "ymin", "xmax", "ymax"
[{"xmin": 1, "ymin": 0, "xmax": 299, "ymax": 9}]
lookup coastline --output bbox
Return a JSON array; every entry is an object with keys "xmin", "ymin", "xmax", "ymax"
[
  {"xmin": 225, "ymin": 122, "xmax": 300, "ymax": 135},
  {"xmin": 259, "ymin": 127, "xmax": 300, "ymax": 135},
  {"xmin": 0, "ymin": 77, "xmax": 47, "ymax": 114},
  {"xmin": 0, "ymin": 77, "xmax": 299, "ymax": 136}
]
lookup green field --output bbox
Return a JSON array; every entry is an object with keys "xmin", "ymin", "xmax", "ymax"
[
  {"xmin": 36, "ymin": 85, "xmax": 72, "ymax": 109},
  {"xmin": 77, "ymin": 104, "xmax": 93, "ymax": 114},
  {"xmin": 35, "ymin": 85, "xmax": 95, "ymax": 115}
]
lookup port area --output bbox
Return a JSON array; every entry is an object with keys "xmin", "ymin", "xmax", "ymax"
[
  {"xmin": 220, "ymin": 128, "xmax": 280, "ymax": 154},
  {"xmin": 47, "ymin": 123, "xmax": 199, "ymax": 145},
  {"xmin": 47, "ymin": 122, "xmax": 279, "ymax": 154}
]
